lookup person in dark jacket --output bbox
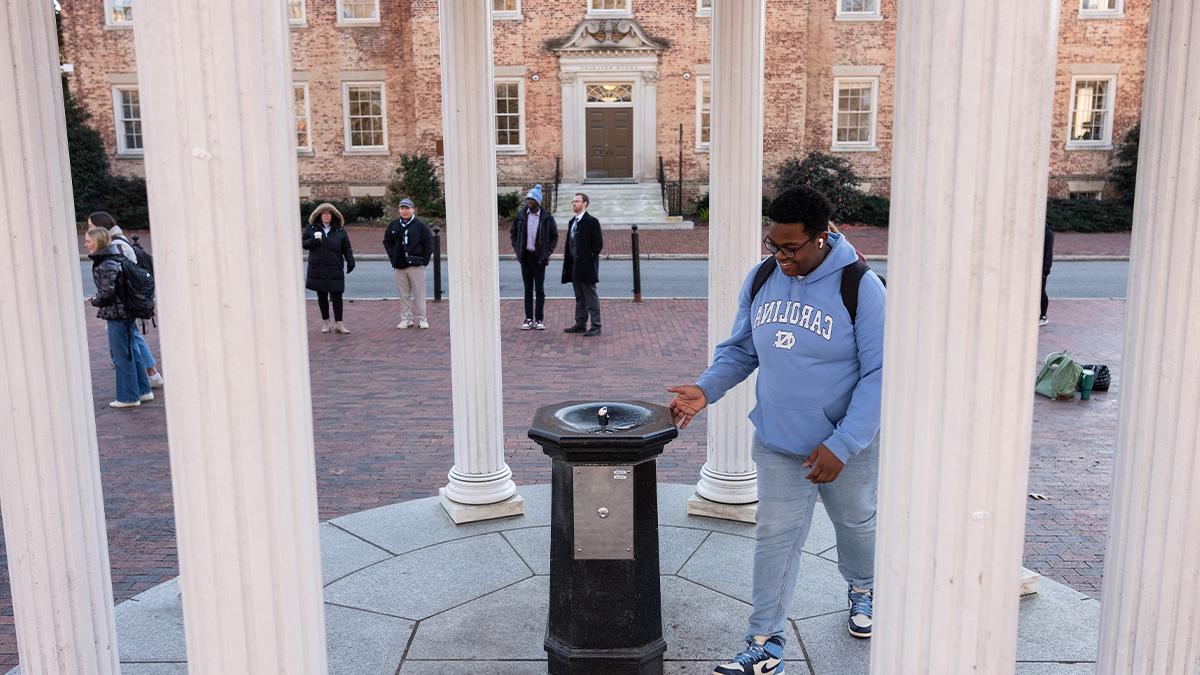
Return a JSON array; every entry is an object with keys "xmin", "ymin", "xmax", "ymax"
[
  {"xmin": 85, "ymin": 227, "xmax": 153, "ymax": 408},
  {"xmin": 562, "ymin": 192, "xmax": 603, "ymax": 336},
  {"xmin": 510, "ymin": 183, "xmax": 558, "ymax": 330},
  {"xmin": 90, "ymin": 212, "xmax": 164, "ymax": 389},
  {"xmin": 303, "ymin": 203, "xmax": 355, "ymax": 334},
  {"xmin": 383, "ymin": 197, "xmax": 434, "ymax": 329},
  {"xmin": 1040, "ymin": 220, "xmax": 1054, "ymax": 326}
]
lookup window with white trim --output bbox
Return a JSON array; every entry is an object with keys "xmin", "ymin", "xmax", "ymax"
[
  {"xmin": 342, "ymin": 82, "xmax": 387, "ymax": 151},
  {"xmin": 495, "ymin": 79, "xmax": 524, "ymax": 152},
  {"xmin": 1067, "ymin": 76, "xmax": 1116, "ymax": 148},
  {"xmin": 294, "ymin": 84, "xmax": 312, "ymax": 152},
  {"xmin": 588, "ymin": 0, "xmax": 631, "ymax": 17},
  {"xmin": 696, "ymin": 76, "xmax": 711, "ymax": 149},
  {"xmin": 337, "ymin": 0, "xmax": 379, "ymax": 25},
  {"xmin": 105, "ymin": 0, "xmax": 133, "ymax": 27},
  {"xmin": 832, "ymin": 78, "xmax": 878, "ymax": 150},
  {"xmin": 1080, "ymin": 0, "xmax": 1123, "ymax": 18},
  {"xmin": 112, "ymin": 86, "xmax": 143, "ymax": 155},
  {"xmin": 493, "ymin": 0, "xmax": 520, "ymax": 19},
  {"xmin": 837, "ymin": 0, "xmax": 881, "ymax": 21},
  {"xmin": 287, "ymin": 0, "xmax": 306, "ymax": 25},
  {"xmin": 697, "ymin": 0, "xmax": 712, "ymax": 17}
]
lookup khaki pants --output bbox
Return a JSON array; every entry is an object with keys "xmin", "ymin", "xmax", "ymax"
[{"xmin": 394, "ymin": 266, "xmax": 427, "ymax": 321}]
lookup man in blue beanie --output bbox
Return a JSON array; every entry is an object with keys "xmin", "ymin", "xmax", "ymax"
[{"xmin": 509, "ymin": 183, "xmax": 558, "ymax": 330}]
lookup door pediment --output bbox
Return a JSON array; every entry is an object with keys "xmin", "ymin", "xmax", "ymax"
[{"xmin": 550, "ymin": 18, "xmax": 667, "ymax": 55}]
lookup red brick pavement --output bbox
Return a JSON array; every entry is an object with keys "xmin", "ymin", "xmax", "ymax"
[
  {"xmin": 77, "ymin": 222, "xmax": 1131, "ymax": 259},
  {"xmin": 0, "ymin": 296, "xmax": 1122, "ymax": 667}
]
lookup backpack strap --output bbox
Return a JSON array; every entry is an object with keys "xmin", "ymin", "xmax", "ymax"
[
  {"xmin": 840, "ymin": 258, "xmax": 871, "ymax": 326},
  {"xmin": 749, "ymin": 257, "xmax": 777, "ymax": 302}
]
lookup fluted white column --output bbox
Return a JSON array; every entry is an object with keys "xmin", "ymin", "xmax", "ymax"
[
  {"xmin": 0, "ymin": 1, "xmax": 120, "ymax": 672},
  {"xmin": 437, "ymin": 0, "xmax": 523, "ymax": 524},
  {"xmin": 130, "ymin": 3, "xmax": 327, "ymax": 672},
  {"xmin": 689, "ymin": 0, "xmax": 765, "ymax": 520},
  {"xmin": 1097, "ymin": 2, "xmax": 1200, "ymax": 673},
  {"xmin": 871, "ymin": 3, "xmax": 1060, "ymax": 673}
]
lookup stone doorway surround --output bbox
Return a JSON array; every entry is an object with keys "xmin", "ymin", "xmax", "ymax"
[{"xmin": 552, "ymin": 18, "xmax": 666, "ymax": 183}]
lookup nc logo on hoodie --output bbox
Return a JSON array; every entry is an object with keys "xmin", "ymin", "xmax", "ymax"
[{"xmin": 773, "ymin": 330, "xmax": 796, "ymax": 350}]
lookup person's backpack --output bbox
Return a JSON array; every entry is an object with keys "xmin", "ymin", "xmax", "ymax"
[
  {"xmin": 750, "ymin": 257, "xmax": 886, "ymax": 325},
  {"xmin": 129, "ymin": 235, "xmax": 154, "ymax": 276},
  {"xmin": 1035, "ymin": 351, "xmax": 1084, "ymax": 399},
  {"xmin": 117, "ymin": 257, "xmax": 156, "ymax": 320}
]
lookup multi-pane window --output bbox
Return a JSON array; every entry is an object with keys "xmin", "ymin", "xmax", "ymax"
[
  {"xmin": 586, "ymin": 83, "xmax": 633, "ymax": 103},
  {"xmin": 493, "ymin": 0, "xmax": 520, "ymax": 18},
  {"xmin": 495, "ymin": 80, "xmax": 524, "ymax": 150},
  {"xmin": 287, "ymin": 0, "xmax": 306, "ymax": 25},
  {"xmin": 112, "ymin": 87, "xmax": 143, "ymax": 154},
  {"xmin": 697, "ymin": 0, "xmax": 712, "ymax": 16},
  {"xmin": 337, "ymin": 0, "xmax": 379, "ymax": 23},
  {"xmin": 343, "ymin": 83, "xmax": 387, "ymax": 150},
  {"xmin": 837, "ymin": 0, "xmax": 881, "ymax": 19},
  {"xmin": 294, "ymin": 84, "xmax": 312, "ymax": 152},
  {"xmin": 1080, "ymin": 0, "xmax": 1122, "ymax": 16},
  {"xmin": 833, "ymin": 78, "xmax": 877, "ymax": 149},
  {"xmin": 589, "ymin": 0, "xmax": 630, "ymax": 13},
  {"xmin": 696, "ymin": 77, "xmax": 711, "ymax": 147},
  {"xmin": 106, "ymin": 0, "xmax": 133, "ymax": 26},
  {"xmin": 1068, "ymin": 77, "xmax": 1115, "ymax": 147}
]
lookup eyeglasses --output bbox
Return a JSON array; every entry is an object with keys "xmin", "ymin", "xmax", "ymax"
[{"xmin": 762, "ymin": 235, "xmax": 816, "ymax": 261}]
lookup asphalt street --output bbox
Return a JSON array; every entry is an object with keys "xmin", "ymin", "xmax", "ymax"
[{"xmin": 80, "ymin": 259, "xmax": 1129, "ymax": 301}]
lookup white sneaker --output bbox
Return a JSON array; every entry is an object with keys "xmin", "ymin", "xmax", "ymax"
[
  {"xmin": 109, "ymin": 400, "xmax": 141, "ymax": 408},
  {"xmin": 1038, "ymin": 316, "xmax": 1049, "ymax": 326},
  {"xmin": 321, "ymin": 320, "xmax": 332, "ymax": 333},
  {"xmin": 398, "ymin": 320, "xmax": 413, "ymax": 329},
  {"xmin": 535, "ymin": 321, "xmax": 546, "ymax": 331},
  {"xmin": 148, "ymin": 372, "xmax": 164, "ymax": 388},
  {"xmin": 139, "ymin": 392, "xmax": 155, "ymax": 402},
  {"xmin": 417, "ymin": 319, "xmax": 430, "ymax": 329},
  {"xmin": 520, "ymin": 319, "xmax": 535, "ymax": 330}
]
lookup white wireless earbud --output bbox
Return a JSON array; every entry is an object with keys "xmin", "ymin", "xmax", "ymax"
[{"xmin": 819, "ymin": 239, "xmax": 824, "ymax": 249}]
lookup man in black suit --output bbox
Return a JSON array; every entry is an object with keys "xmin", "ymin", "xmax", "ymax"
[{"xmin": 562, "ymin": 192, "xmax": 603, "ymax": 336}]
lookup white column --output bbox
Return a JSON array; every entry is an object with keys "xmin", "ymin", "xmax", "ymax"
[
  {"xmin": 1097, "ymin": 2, "xmax": 1200, "ymax": 673},
  {"xmin": 871, "ymin": 4, "xmax": 1060, "ymax": 674},
  {"xmin": 688, "ymin": 0, "xmax": 765, "ymax": 522},
  {"xmin": 130, "ymin": 3, "xmax": 327, "ymax": 673},
  {"xmin": 437, "ymin": 0, "xmax": 523, "ymax": 525},
  {"xmin": 0, "ymin": 2, "xmax": 120, "ymax": 672}
]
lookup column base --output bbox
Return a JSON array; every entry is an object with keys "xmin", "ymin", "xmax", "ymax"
[
  {"xmin": 438, "ymin": 488, "xmax": 525, "ymax": 525},
  {"xmin": 1020, "ymin": 567, "xmax": 1041, "ymax": 596},
  {"xmin": 686, "ymin": 491, "xmax": 758, "ymax": 524}
]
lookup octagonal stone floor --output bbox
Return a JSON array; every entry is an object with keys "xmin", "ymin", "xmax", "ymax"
[{"xmin": 9, "ymin": 484, "xmax": 1103, "ymax": 675}]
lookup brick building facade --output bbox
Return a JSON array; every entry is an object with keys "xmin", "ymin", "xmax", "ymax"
[{"xmin": 59, "ymin": 0, "xmax": 1148, "ymax": 209}]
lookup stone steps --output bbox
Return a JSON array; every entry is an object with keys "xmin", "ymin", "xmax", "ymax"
[{"xmin": 552, "ymin": 182, "xmax": 692, "ymax": 229}]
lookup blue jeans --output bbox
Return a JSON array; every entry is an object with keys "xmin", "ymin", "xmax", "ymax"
[
  {"xmin": 107, "ymin": 319, "xmax": 151, "ymax": 403},
  {"xmin": 746, "ymin": 434, "xmax": 879, "ymax": 644},
  {"xmin": 132, "ymin": 324, "xmax": 156, "ymax": 370}
]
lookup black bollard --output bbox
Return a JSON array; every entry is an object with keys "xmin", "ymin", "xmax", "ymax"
[
  {"xmin": 630, "ymin": 225, "xmax": 642, "ymax": 302},
  {"xmin": 432, "ymin": 225, "xmax": 442, "ymax": 302},
  {"xmin": 529, "ymin": 401, "xmax": 679, "ymax": 675}
]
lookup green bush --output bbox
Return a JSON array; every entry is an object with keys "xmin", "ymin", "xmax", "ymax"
[
  {"xmin": 1045, "ymin": 198, "xmax": 1132, "ymax": 233},
  {"xmin": 300, "ymin": 198, "xmax": 386, "ymax": 225},
  {"xmin": 498, "ymin": 191, "xmax": 522, "ymax": 219},
  {"xmin": 697, "ymin": 207, "xmax": 710, "ymax": 223},
  {"xmin": 774, "ymin": 152, "xmax": 864, "ymax": 220},
  {"xmin": 105, "ymin": 175, "xmax": 150, "ymax": 229},
  {"xmin": 64, "ymin": 81, "xmax": 113, "ymax": 218},
  {"xmin": 842, "ymin": 195, "xmax": 890, "ymax": 226},
  {"xmin": 388, "ymin": 154, "xmax": 445, "ymax": 217},
  {"xmin": 353, "ymin": 197, "xmax": 386, "ymax": 221},
  {"xmin": 694, "ymin": 191, "xmax": 709, "ymax": 215},
  {"xmin": 1108, "ymin": 122, "xmax": 1139, "ymax": 205}
]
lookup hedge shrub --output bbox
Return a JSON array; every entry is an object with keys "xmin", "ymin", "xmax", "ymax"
[{"xmin": 1045, "ymin": 198, "xmax": 1132, "ymax": 233}]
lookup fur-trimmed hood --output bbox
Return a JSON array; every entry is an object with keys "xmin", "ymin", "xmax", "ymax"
[{"xmin": 308, "ymin": 203, "xmax": 345, "ymax": 228}]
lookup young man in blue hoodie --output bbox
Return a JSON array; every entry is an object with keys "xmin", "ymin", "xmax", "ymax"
[{"xmin": 669, "ymin": 186, "xmax": 886, "ymax": 675}]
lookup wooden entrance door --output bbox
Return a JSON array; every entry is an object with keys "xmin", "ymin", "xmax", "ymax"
[{"xmin": 585, "ymin": 108, "xmax": 633, "ymax": 179}]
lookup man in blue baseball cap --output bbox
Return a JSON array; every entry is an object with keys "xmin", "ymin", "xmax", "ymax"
[
  {"xmin": 384, "ymin": 196, "xmax": 434, "ymax": 329},
  {"xmin": 509, "ymin": 183, "xmax": 558, "ymax": 331}
]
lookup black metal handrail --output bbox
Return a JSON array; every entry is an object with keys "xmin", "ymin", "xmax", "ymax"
[{"xmin": 550, "ymin": 155, "xmax": 561, "ymax": 212}]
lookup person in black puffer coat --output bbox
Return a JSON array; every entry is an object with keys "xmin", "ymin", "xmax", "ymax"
[
  {"xmin": 86, "ymin": 227, "xmax": 153, "ymax": 408},
  {"xmin": 303, "ymin": 202, "xmax": 355, "ymax": 334}
]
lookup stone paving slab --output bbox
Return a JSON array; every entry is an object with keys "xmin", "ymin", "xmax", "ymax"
[{"xmin": 319, "ymin": 523, "xmax": 392, "ymax": 584}]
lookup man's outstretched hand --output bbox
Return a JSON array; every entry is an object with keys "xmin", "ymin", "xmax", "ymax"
[
  {"xmin": 803, "ymin": 444, "xmax": 844, "ymax": 484},
  {"xmin": 667, "ymin": 384, "xmax": 707, "ymax": 429}
]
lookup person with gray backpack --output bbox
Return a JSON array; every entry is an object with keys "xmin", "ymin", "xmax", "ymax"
[{"xmin": 85, "ymin": 227, "xmax": 155, "ymax": 408}]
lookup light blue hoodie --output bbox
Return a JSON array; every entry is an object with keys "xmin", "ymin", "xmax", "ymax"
[{"xmin": 696, "ymin": 232, "xmax": 885, "ymax": 463}]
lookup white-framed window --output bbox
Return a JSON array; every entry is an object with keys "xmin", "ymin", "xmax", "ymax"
[
  {"xmin": 287, "ymin": 0, "xmax": 306, "ymax": 26},
  {"xmin": 342, "ymin": 82, "xmax": 388, "ymax": 152},
  {"xmin": 1080, "ymin": 0, "xmax": 1123, "ymax": 19},
  {"xmin": 493, "ymin": 0, "xmax": 521, "ymax": 20},
  {"xmin": 837, "ymin": 0, "xmax": 881, "ymax": 21},
  {"xmin": 832, "ymin": 77, "xmax": 878, "ymax": 151},
  {"xmin": 294, "ymin": 83, "xmax": 312, "ymax": 153},
  {"xmin": 1067, "ymin": 76, "xmax": 1116, "ymax": 149},
  {"xmin": 588, "ymin": 0, "xmax": 632, "ymax": 18},
  {"xmin": 697, "ymin": 0, "xmax": 712, "ymax": 17},
  {"xmin": 336, "ymin": 0, "xmax": 380, "ymax": 25},
  {"xmin": 695, "ymin": 76, "xmax": 711, "ymax": 150},
  {"xmin": 104, "ymin": 0, "xmax": 133, "ymax": 27},
  {"xmin": 494, "ymin": 79, "xmax": 525, "ymax": 153},
  {"xmin": 111, "ymin": 86, "xmax": 143, "ymax": 155}
]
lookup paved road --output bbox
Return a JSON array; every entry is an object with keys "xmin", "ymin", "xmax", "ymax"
[{"xmin": 80, "ymin": 259, "xmax": 1129, "ymax": 300}]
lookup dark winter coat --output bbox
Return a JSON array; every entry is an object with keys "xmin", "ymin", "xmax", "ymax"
[
  {"xmin": 89, "ymin": 244, "xmax": 132, "ymax": 321},
  {"xmin": 1042, "ymin": 221, "xmax": 1055, "ymax": 276},
  {"xmin": 509, "ymin": 206, "xmax": 559, "ymax": 266},
  {"xmin": 303, "ymin": 203, "xmax": 355, "ymax": 293},
  {"xmin": 383, "ymin": 216, "xmax": 434, "ymax": 269},
  {"xmin": 562, "ymin": 211, "xmax": 603, "ymax": 285}
]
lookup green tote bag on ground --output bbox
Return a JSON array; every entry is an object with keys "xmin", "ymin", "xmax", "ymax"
[{"xmin": 1036, "ymin": 351, "xmax": 1084, "ymax": 399}]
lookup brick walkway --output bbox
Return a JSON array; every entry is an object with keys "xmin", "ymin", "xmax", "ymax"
[
  {"xmin": 78, "ymin": 222, "xmax": 1132, "ymax": 259},
  {"xmin": 0, "ymin": 296, "xmax": 1121, "ymax": 667}
]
